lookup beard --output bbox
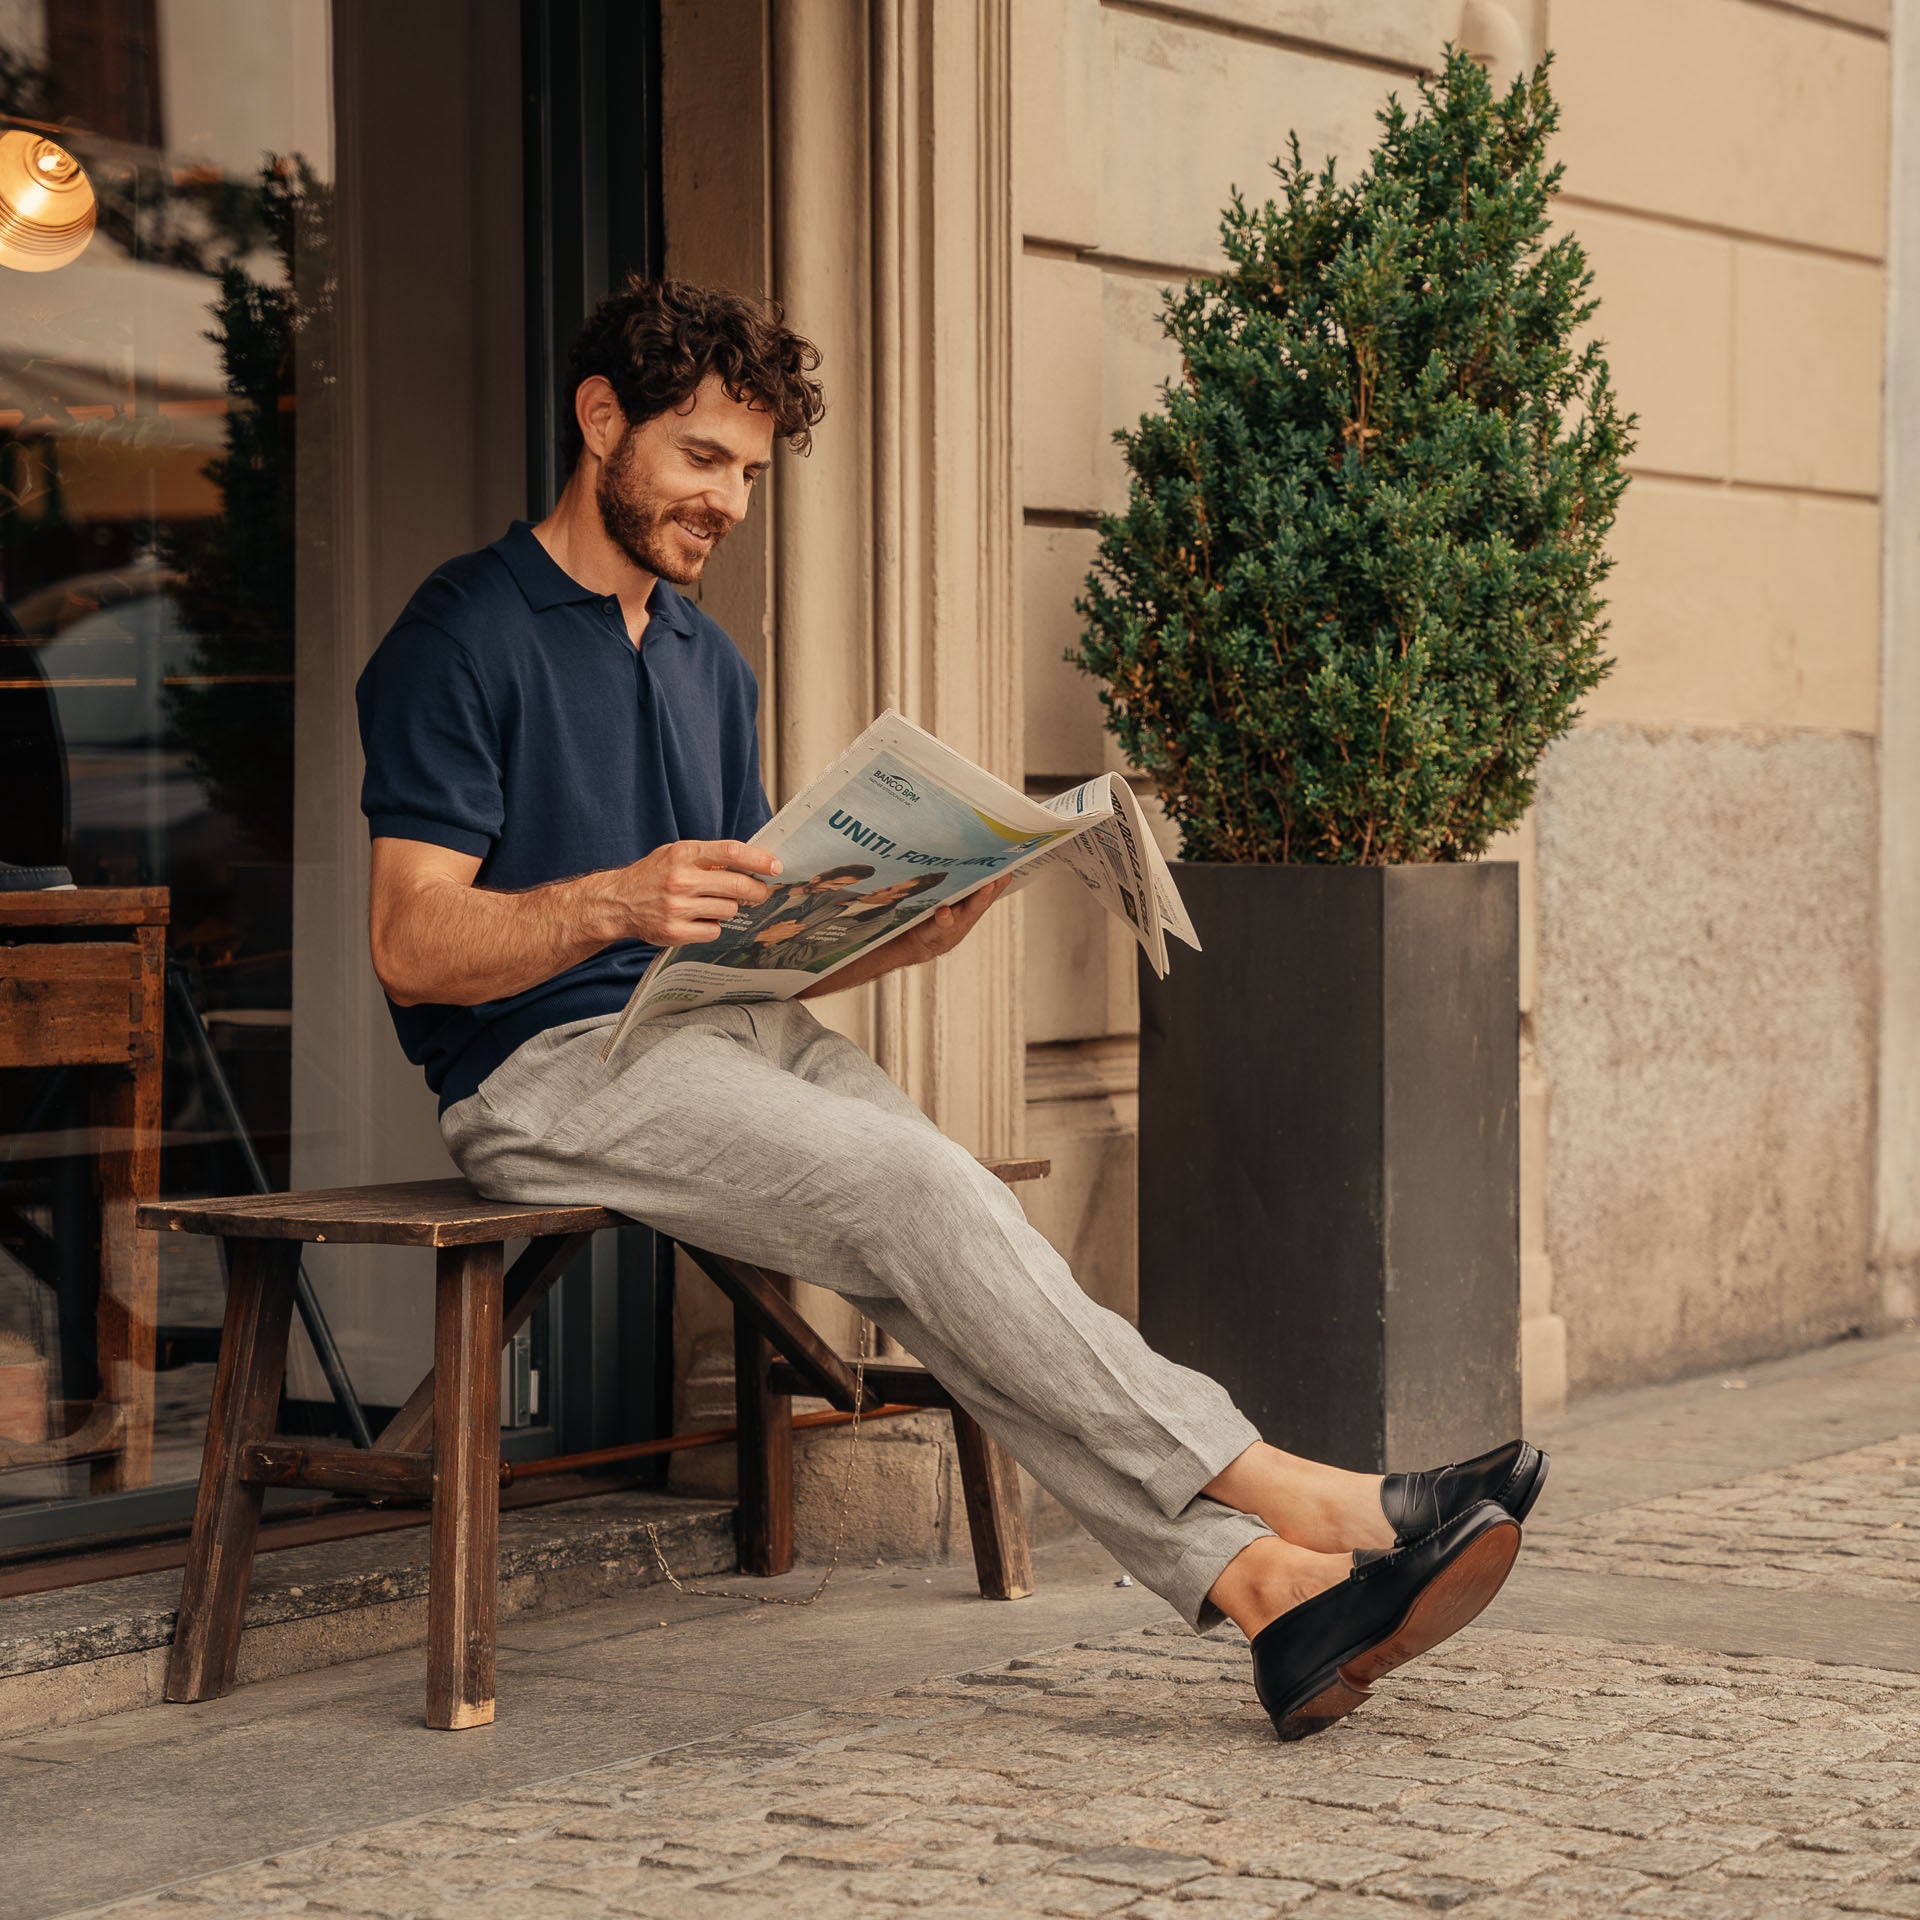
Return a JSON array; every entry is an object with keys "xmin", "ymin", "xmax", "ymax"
[{"xmin": 595, "ymin": 428, "xmax": 729, "ymax": 584}]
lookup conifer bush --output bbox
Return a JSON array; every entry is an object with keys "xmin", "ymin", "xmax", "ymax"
[{"xmin": 1073, "ymin": 47, "xmax": 1635, "ymax": 864}]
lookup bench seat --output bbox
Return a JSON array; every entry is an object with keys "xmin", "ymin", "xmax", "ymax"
[{"xmin": 140, "ymin": 1162, "xmax": 1047, "ymax": 1729}]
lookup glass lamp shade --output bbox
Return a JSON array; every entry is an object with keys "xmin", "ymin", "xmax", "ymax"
[{"xmin": 0, "ymin": 130, "xmax": 96, "ymax": 273}]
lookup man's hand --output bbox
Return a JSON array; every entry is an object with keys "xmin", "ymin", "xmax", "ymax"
[
  {"xmin": 368, "ymin": 835, "xmax": 780, "ymax": 1009},
  {"xmin": 797, "ymin": 876, "xmax": 1012, "ymax": 1000},
  {"xmin": 881, "ymin": 877, "xmax": 1010, "ymax": 966},
  {"xmin": 604, "ymin": 839, "xmax": 782, "ymax": 948}
]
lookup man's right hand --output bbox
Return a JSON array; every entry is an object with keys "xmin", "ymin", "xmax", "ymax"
[
  {"xmin": 605, "ymin": 839, "xmax": 783, "ymax": 948},
  {"xmin": 370, "ymin": 835, "xmax": 783, "ymax": 1009}
]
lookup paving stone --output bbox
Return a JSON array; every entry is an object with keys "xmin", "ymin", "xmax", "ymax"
[
  {"xmin": 305, "ymin": 1874, "xmax": 486, "ymax": 1918},
  {"xmin": 1526, "ymin": 1434, "xmax": 1920, "ymax": 1605},
  {"xmin": 1717, "ymin": 1846, "xmax": 1887, "ymax": 1884},
  {"xmin": 1283, "ymin": 1895, "xmax": 1411, "ymax": 1919},
  {"xmin": 1617, "ymin": 1836, "xmax": 1758, "ymax": 1876},
  {"xmin": 1126, "ymin": 1897, "xmax": 1294, "ymax": 1920},
  {"xmin": 1658, "ymin": 1822, "xmax": 1785, "ymax": 1854},
  {"xmin": 958, "ymin": 1873, "xmax": 1139, "ymax": 1914},
  {"xmin": 780, "ymin": 1830, "xmax": 924, "ymax": 1869},
  {"xmin": 1527, "ymin": 1862, "xmax": 1656, "ymax": 1900},
  {"xmin": 909, "ymin": 1838, "xmax": 1057, "ymax": 1880},
  {"xmin": 1175, "ymin": 1875, "xmax": 1319, "ymax": 1905},
  {"xmin": 1236, "ymin": 1842, "xmax": 1411, "ymax": 1888},
  {"xmin": 829, "ymin": 1865, "xmax": 985, "ymax": 1906},
  {"xmin": 1388, "ymin": 1802, "xmax": 1513, "ymax": 1835},
  {"xmin": 1287, "ymin": 1774, "xmax": 1419, "ymax": 1811},
  {"xmin": 1049, "ymin": 1843, "xmax": 1213, "ymax": 1888},
  {"xmin": 1356, "ymin": 1868, "xmax": 1485, "ymax": 1907},
  {"xmin": 1426, "ymin": 1838, "xmax": 1570, "ymax": 1889},
  {"xmin": 1838, "ymin": 1889, "xmax": 1920, "ymax": 1916},
  {"xmin": 50, "ymin": 1607, "xmax": 1920, "ymax": 1920},
  {"xmin": 763, "ymin": 1790, "xmax": 917, "ymax": 1830}
]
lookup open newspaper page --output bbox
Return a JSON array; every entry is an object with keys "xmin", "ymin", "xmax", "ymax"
[
  {"xmin": 1015, "ymin": 772, "xmax": 1200, "ymax": 977},
  {"xmin": 604, "ymin": 710, "xmax": 1198, "ymax": 1060}
]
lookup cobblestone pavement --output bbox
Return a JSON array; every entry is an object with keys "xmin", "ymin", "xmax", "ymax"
[
  {"xmin": 72, "ymin": 1622, "xmax": 1920, "ymax": 1920},
  {"xmin": 1526, "ymin": 1435, "xmax": 1919, "ymax": 1604}
]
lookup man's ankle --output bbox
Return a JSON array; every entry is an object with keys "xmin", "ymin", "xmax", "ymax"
[{"xmin": 1209, "ymin": 1538, "xmax": 1349, "ymax": 1639}]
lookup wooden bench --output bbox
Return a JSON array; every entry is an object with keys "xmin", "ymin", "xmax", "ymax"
[{"xmin": 138, "ymin": 1162, "xmax": 1047, "ymax": 1730}]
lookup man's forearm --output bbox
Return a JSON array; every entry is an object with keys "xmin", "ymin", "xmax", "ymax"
[{"xmin": 378, "ymin": 870, "xmax": 623, "ymax": 1007}]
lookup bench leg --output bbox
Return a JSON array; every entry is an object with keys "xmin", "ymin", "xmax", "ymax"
[
  {"xmin": 427, "ymin": 1241, "xmax": 502, "ymax": 1730},
  {"xmin": 165, "ymin": 1236, "xmax": 300, "ymax": 1702},
  {"xmin": 950, "ymin": 1404, "xmax": 1035, "ymax": 1600},
  {"xmin": 734, "ymin": 1286, "xmax": 794, "ymax": 1576}
]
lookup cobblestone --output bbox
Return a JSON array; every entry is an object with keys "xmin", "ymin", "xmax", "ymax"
[
  {"xmin": 63, "ymin": 1620, "xmax": 1920, "ymax": 1919},
  {"xmin": 1527, "ymin": 1435, "xmax": 1920, "ymax": 1600}
]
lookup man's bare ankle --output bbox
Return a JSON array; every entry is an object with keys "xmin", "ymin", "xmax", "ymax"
[
  {"xmin": 1211, "ymin": 1539, "xmax": 1350, "ymax": 1639},
  {"xmin": 1352, "ymin": 1476, "xmax": 1396, "ymax": 1552}
]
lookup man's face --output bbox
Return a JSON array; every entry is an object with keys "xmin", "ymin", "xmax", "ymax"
[{"xmin": 594, "ymin": 374, "xmax": 776, "ymax": 584}]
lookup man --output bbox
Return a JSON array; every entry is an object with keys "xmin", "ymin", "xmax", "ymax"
[{"xmin": 356, "ymin": 278, "xmax": 1544, "ymax": 1741}]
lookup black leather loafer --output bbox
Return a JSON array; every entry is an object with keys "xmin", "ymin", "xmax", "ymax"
[
  {"xmin": 1380, "ymin": 1438, "xmax": 1548, "ymax": 1548},
  {"xmin": 1250, "ymin": 1498, "xmax": 1521, "ymax": 1742}
]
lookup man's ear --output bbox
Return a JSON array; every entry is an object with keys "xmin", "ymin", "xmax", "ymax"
[{"xmin": 574, "ymin": 375, "xmax": 626, "ymax": 464}]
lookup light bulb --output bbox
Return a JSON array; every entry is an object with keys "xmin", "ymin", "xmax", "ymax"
[{"xmin": 0, "ymin": 130, "xmax": 96, "ymax": 273}]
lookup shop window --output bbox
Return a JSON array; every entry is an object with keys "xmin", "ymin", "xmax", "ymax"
[{"xmin": 0, "ymin": 0, "xmax": 327, "ymax": 1524}]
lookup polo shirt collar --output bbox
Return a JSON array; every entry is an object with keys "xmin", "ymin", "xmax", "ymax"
[{"xmin": 493, "ymin": 519, "xmax": 696, "ymax": 635}]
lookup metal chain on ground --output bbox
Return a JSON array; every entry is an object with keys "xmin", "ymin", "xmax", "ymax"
[{"xmin": 639, "ymin": 1324, "xmax": 871, "ymax": 1609}]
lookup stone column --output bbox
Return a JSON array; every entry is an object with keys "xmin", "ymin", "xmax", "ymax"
[
  {"xmin": 1876, "ymin": 0, "xmax": 1920, "ymax": 1327},
  {"xmin": 770, "ymin": 0, "xmax": 1024, "ymax": 1156}
]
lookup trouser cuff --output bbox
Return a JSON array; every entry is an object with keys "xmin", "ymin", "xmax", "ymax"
[
  {"xmin": 1140, "ymin": 1409, "xmax": 1264, "ymax": 1520},
  {"xmin": 1164, "ymin": 1508, "xmax": 1275, "ymax": 1633}
]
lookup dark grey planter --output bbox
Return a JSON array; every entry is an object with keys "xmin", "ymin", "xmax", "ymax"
[{"xmin": 1137, "ymin": 862, "xmax": 1519, "ymax": 1474}]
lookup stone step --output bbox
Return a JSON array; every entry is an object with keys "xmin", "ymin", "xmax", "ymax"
[{"xmin": 0, "ymin": 1489, "xmax": 735, "ymax": 1739}]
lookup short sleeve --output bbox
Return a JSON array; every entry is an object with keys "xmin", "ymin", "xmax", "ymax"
[{"xmin": 356, "ymin": 618, "xmax": 503, "ymax": 857}]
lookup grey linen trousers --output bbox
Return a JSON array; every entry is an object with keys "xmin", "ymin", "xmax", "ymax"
[{"xmin": 440, "ymin": 1001, "xmax": 1274, "ymax": 1630}]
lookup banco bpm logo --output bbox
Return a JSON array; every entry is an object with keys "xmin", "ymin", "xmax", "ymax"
[{"xmin": 871, "ymin": 770, "xmax": 921, "ymax": 804}]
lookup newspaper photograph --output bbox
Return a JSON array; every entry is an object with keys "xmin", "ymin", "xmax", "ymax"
[{"xmin": 603, "ymin": 710, "xmax": 1200, "ymax": 1059}]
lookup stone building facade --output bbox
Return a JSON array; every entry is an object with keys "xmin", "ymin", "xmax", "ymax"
[
  {"xmin": 8, "ymin": 0, "xmax": 1906, "ymax": 1564},
  {"xmin": 660, "ymin": 0, "xmax": 1920, "ymax": 1444}
]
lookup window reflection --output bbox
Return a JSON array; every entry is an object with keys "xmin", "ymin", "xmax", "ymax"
[{"xmin": 0, "ymin": 0, "xmax": 330, "ymax": 1514}]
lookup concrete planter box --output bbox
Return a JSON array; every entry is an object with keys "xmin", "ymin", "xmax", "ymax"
[{"xmin": 1138, "ymin": 862, "xmax": 1520, "ymax": 1473}]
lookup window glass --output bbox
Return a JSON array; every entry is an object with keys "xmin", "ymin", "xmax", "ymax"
[{"xmin": 0, "ymin": 0, "xmax": 332, "ymax": 1521}]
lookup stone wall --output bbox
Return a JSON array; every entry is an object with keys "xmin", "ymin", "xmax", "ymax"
[
  {"xmin": 1535, "ymin": 726, "xmax": 1879, "ymax": 1392},
  {"xmin": 1013, "ymin": 0, "xmax": 1902, "ymax": 1407},
  {"xmin": 653, "ymin": 0, "xmax": 1907, "ymax": 1485}
]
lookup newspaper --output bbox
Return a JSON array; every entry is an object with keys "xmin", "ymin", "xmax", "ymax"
[{"xmin": 603, "ymin": 709, "xmax": 1199, "ymax": 1057}]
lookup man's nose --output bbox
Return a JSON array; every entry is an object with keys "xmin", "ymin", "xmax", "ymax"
[{"xmin": 705, "ymin": 475, "xmax": 750, "ymax": 525}]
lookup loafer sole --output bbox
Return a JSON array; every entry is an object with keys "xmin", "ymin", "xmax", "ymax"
[
  {"xmin": 1503, "ymin": 1445, "xmax": 1549, "ymax": 1527},
  {"xmin": 1272, "ymin": 1517, "xmax": 1521, "ymax": 1742}
]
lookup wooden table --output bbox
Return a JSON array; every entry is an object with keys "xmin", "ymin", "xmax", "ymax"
[{"xmin": 0, "ymin": 887, "xmax": 167, "ymax": 1490}]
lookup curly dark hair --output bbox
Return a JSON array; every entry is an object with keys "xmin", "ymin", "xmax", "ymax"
[{"xmin": 564, "ymin": 276, "xmax": 825, "ymax": 464}]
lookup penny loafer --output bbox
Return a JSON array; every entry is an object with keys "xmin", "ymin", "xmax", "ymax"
[
  {"xmin": 1380, "ymin": 1438, "xmax": 1548, "ymax": 1547},
  {"xmin": 1250, "ymin": 1498, "xmax": 1522, "ymax": 1742}
]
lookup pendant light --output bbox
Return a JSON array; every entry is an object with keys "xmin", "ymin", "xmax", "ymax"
[{"xmin": 0, "ymin": 129, "xmax": 96, "ymax": 273}]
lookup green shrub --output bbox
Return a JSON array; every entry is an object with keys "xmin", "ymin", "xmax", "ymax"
[{"xmin": 1072, "ymin": 46, "xmax": 1634, "ymax": 865}]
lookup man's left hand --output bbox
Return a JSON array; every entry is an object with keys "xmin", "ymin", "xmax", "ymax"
[
  {"xmin": 796, "ymin": 877, "xmax": 1012, "ymax": 999},
  {"xmin": 885, "ymin": 877, "xmax": 1011, "ymax": 967}
]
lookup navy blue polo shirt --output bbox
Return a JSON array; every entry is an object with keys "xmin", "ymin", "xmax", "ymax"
[{"xmin": 356, "ymin": 520, "xmax": 772, "ymax": 1110}]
